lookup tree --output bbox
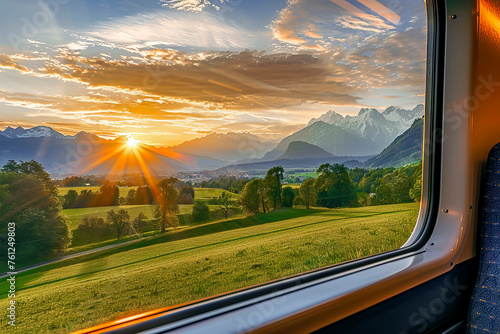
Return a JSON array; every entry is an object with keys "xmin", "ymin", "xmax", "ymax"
[
  {"xmin": 155, "ymin": 178, "xmax": 179, "ymax": 232},
  {"xmin": 63, "ymin": 189, "xmax": 78, "ymax": 209},
  {"xmin": 178, "ymin": 186, "xmax": 195, "ymax": 204},
  {"xmin": 192, "ymin": 201, "xmax": 210, "ymax": 222},
  {"xmin": 410, "ymin": 177, "xmax": 422, "ymax": 202},
  {"xmin": 74, "ymin": 189, "xmax": 96, "ymax": 208},
  {"xmin": 410, "ymin": 161, "xmax": 423, "ymax": 202},
  {"xmin": 135, "ymin": 185, "xmax": 154, "ymax": 205},
  {"xmin": 349, "ymin": 167, "xmax": 369, "ymax": 185},
  {"xmin": 314, "ymin": 164, "xmax": 357, "ymax": 208},
  {"xmin": 218, "ymin": 191, "xmax": 232, "ymax": 219},
  {"xmin": 99, "ymin": 181, "xmax": 119, "ymax": 206},
  {"xmin": 0, "ymin": 161, "xmax": 71, "ymax": 263},
  {"xmin": 133, "ymin": 212, "xmax": 148, "ymax": 232},
  {"xmin": 61, "ymin": 176, "xmax": 85, "ymax": 187},
  {"xmin": 76, "ymin": 217, "xmax": 109, "ymax": 240},
  {"xmin": 240, "ymin": 179, "xmax": 262, "ymax": 214},
  {"xmin": 264, "ymin": 166, "xmax": 284, "ymax": 209},
  {"xmin": 78, "ymin": 217, "xmax": 107, "ymax": 232},
  {"xmin": 126, "ymin": 188, "xmax": 136, "ymax": 205},
  {"xmin": 300, "ymin": 178, "xmax": 317, "ymax": 209},
  {"xmin": 282, "ymin": 186, "xmax": 295, "ymax": 208},
  {"xmin": 372, "ymin": 164, "xmax": 419, "ymax": 205},
  {"xmin": 359, "ymin": 168, "xmax": 393, "ymax": 194},
  {"xmin": 107, "ymin": 209, "xmax": 130, "ymax": 240}
]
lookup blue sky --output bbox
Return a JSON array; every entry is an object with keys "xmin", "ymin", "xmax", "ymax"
[{"xmin": 0, "ymin": 0, "xmax": 427, "ymax": 145}]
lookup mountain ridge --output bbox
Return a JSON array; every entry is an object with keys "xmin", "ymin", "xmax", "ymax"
[
  {"xmin": 364, "ymin": 117, "xmax": 424, "ymax": 168},
  {"xmin": 306, "ymin": 104, "xmax": 424, "ymax": 151}
]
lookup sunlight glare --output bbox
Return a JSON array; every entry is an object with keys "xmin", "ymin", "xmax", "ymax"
[{"xmin": 127, "ymin": 137, "xmax": 139, "ymax": 148}]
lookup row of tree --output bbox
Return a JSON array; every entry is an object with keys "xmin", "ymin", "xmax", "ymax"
[
  {"xmin": 63, "ymin": 183, "xmax": 197, "ymax": 209},
  {"xmin": 239, "ymin": 162, "xmax": 422, "ymax": 213},
  {"xmin": 199, "ymin": 176, "xmax": 250, "ymax": 194},
  {"xmin": 62, "ymin": 182, "xmax": 120, "ymax": 208}
]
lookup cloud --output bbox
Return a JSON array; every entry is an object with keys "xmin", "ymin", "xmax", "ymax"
[
  {"xmin": 31, "ymin": 49, "xmax": 359, "ymax": 111},
  {"xmin": 272, "ymin": 0, "xmax": 396, "ymax": 50},
  {"xmin": 161, "ymin": 0, "xmax": 216, "ymax": 12},
  {"xmin": 88, "ymin": 11, "xmax": 260, "ymax": 50},
  {"xmin": 0, "ymin": 55, "xmax": 31, "ymax": 73},
  {"xmin": 344, "ymin": 26, "xmax": 427, "ymax": 90}
]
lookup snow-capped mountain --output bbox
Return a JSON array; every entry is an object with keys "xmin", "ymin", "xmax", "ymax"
[
  {"xmin": 306, "ymin": 105, "xmax": 424, "ymax": 149},
  {"xmin": 261, "ymin": 121, "xmax": 382, "ymax": 160},
  {"xmin": 0, "ymin": 126, "xmax": 71, "ymax": 139},
  {"xmin": 307, "ymin": 110, "xmax": 345, "ymax": 127},
  {"xmin": 383, "ymin": 104, "xmax": 424, "ymax": 127}
]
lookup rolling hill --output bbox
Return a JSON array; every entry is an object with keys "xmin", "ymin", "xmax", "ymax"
[{"xmin": 277, "ymin": 141, "xmax": 335, "ymax": 160}]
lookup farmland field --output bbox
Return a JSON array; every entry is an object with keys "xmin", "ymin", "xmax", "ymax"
[
  {"xmin": 194, "ymin": 188, "xmax": 239, "ymax": 199},
  {"xmin": 0, "ymin": 203, "xmax": 419, "ymax": 333},
  {"xmin": 60, "ymin": 187, "xmax": 238, "ymax": 230}
]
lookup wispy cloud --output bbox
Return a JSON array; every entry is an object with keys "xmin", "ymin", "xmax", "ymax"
[
  {"xmin": 272, "ymin": 0, "xmax": 396, "ymax": 50},
  {"xmin": 88, "ymin": 11, "xmax": 261, "ymax": 51},
  {"xmin": 161, "ymin": 0, "xmax": 233, "ymax": 12}
]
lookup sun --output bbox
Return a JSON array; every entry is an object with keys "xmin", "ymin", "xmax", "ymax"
[{"xmin": 127, "ymin": 137, "xmax": 139, "ymax": 148}]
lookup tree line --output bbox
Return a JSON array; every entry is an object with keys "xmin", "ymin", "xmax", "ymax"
[
  {"xmin": 239, "ymin": 162, "xmax": 422, "ymax": 213},
  {"xmin": 63, "ymin": 183, "xmax": 197, "ymax": 209}
]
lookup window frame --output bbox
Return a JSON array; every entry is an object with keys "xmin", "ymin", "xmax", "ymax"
[{"xmin": 76, "ymin": 0, "xmax": 480, "ymax": 332}]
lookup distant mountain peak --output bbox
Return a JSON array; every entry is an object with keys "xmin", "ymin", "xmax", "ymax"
[
  {"xmin": 1, "ymin": 125, "xmax": 70, "ymax": 139},
  {"xmin": 307, "ymin": 110, "xmax": 344, "ymax": 127},
  {"xmin": 383, "ymin": 106, "xmax": 397, "ymax": 115},
  {"xmin": 358, "ymin": 108, "xmax": 379, "ymax": 116}
]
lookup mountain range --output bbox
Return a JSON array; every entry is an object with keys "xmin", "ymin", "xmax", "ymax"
[
  {"xmin": 0, "ymin": 105, "xmax": 425, "ymax": 175},
  {"xmin": 0, "ymin": 126, "xmax": 72, "ymax": 139},
  {"xmin": 170, "ymin": 132, "xmax": 277, "ymax": 162},
  {"xmin": 0, "ymin": 131, "xmax": 226, "ymax": 175},
  {"xmin": 306, "ymin": 104, "xmax": 424, "ymax": 153}
]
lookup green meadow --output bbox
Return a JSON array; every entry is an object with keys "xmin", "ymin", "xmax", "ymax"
[
  {"xmin": 60, "ymin": 187, "xmax": 239, "ymax": 230},
  {"xmin": 62, "ymin": 204, "xmax": 220, "ymax": 231},
  {"xmin": 194, "ymin": 188, "xmax": 240, "ymax": 199},
  {"xmin": 0, "ymin": 203, "xmax": 418, "ymax": 333}
]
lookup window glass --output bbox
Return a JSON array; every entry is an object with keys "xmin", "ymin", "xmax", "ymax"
[{"xmin": 0, "ymin": 0, "xmax": 426, "ymax": 332}]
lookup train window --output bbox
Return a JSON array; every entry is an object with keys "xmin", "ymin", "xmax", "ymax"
[{"xmin": 0, "ymin": 0, "xmax": 427, "ymax": 332}]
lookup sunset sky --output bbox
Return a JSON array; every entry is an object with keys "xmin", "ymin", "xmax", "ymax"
[{"xmin": 0, "ymin": 0, "xmax": 426, "ymax": 146}]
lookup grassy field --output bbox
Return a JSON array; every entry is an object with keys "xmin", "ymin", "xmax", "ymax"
[
  {"xmin": 60, "ymin": 187, "xmax": 238, "ymax": 230},
  {"xmin": 287, "ymin": 171, "xmax": 318, "ymax": 179},
  {"xmin": 63, "ymin": 204, "xmax": 217, "ymax": 230},
  {"xmin": 0, "ymin": 203, "xmax": 418, "ymax": 333},
  {"xmin": 194, "ymin": 188, "xmax": 240, "ymax": 199}
]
